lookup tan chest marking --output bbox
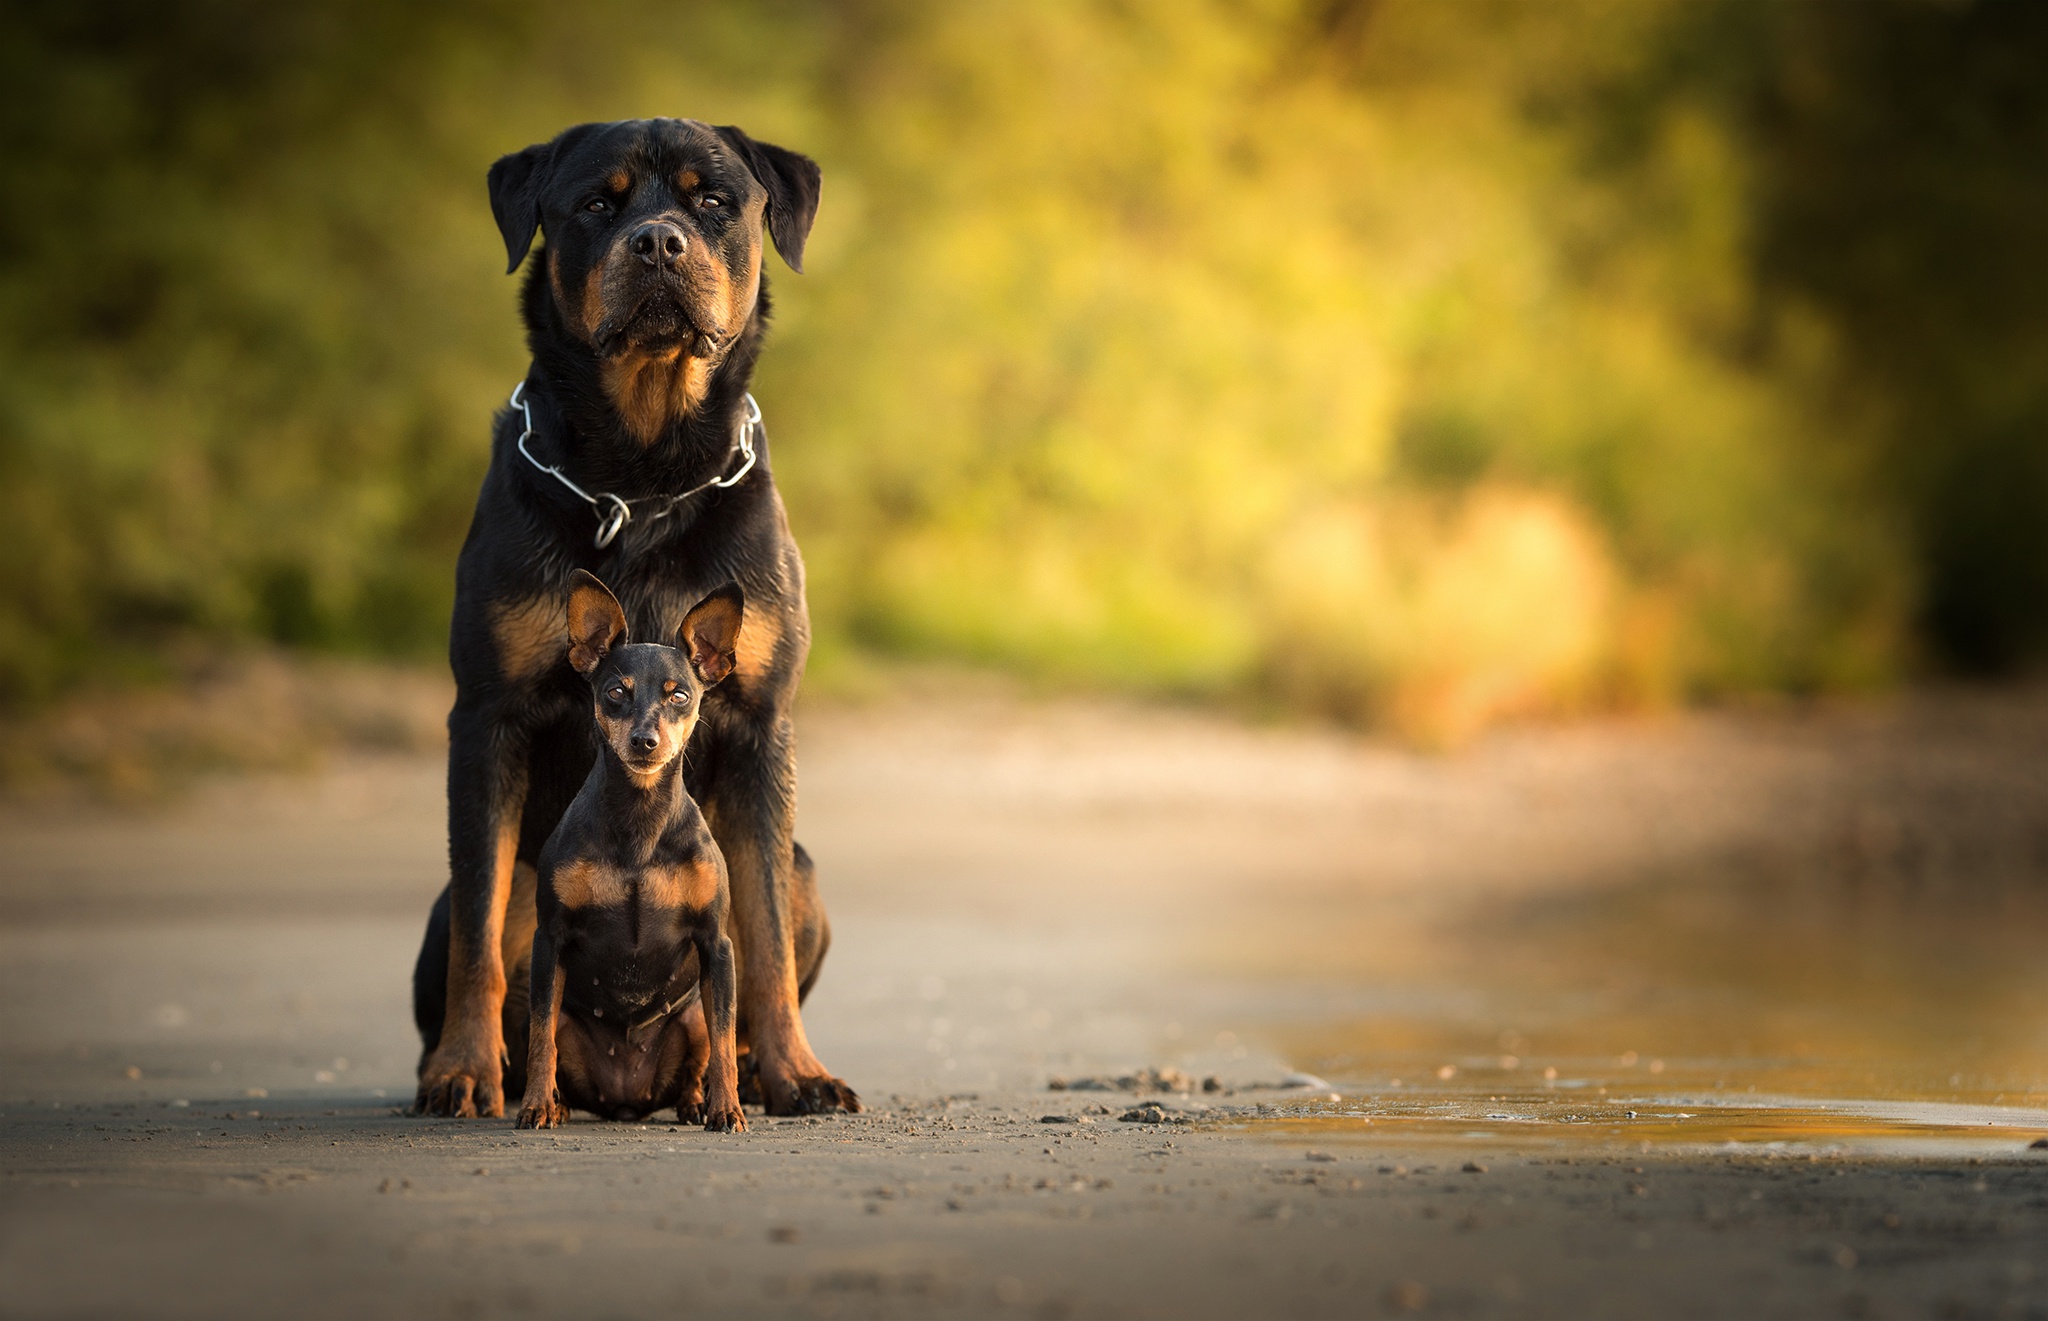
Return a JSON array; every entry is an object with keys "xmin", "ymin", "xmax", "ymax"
[
  {"xmin": 601, "ymin": 350, "xmax": 704, "ymax": 445},
  {"xmin": 553, "ymin": 859, "xmax": 628, "ymax": 910},
  {"xmin": 733, "ymin": 610, "xmax": 785, "ymax": 685},
  {"xmin": 491, "ymin": 595, "xmax": 567, "ymax": 683},
  {"xmin": 552, "ymin": 857, "xmax": 721, "ymax": 912},
  {"xmin": 660, "ymin": 857, "xmax": 723, "ymax": 911}
]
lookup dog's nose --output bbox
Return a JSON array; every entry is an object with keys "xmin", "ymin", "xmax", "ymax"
[
  {"xmin": 630, "ymin": 730, "xmax": 661, "ymax": 754},
  {"xmin": 629, "ymin": 221, "xmax": 687, "ymax": 268}
]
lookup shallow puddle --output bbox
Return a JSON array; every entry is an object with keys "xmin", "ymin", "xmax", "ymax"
[
  {"xmin": 1236, "ymin": 1094, "xmax": 2048, "ymax": 1157},
  {"xmin": 1209, "ymin": 865, "xmax": 2048, "ymax": 1154}
]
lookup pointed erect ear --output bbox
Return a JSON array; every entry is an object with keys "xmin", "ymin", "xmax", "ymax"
[
  {"xmin": 566, "ymin": 570, "xmax": 628, "ymax": 676},
  {"xmin": 678, "ymin": 583, "xmax": 745, "ymax": 687},
  {"xmin": 488, "ymin": 140, "xmax": 554, "ymax": 275},
  {"xmin": 713, "ymin": 125, "xmax": 822, "ymax": 274}
]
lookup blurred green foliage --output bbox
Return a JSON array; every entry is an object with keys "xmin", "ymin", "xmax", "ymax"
[{"xmin": 1, "ymin": 0, "xmax": 2042, "ymax": 737}]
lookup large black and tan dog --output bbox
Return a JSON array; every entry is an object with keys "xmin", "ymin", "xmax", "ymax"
[{"xmin": 411, "ymin": 117, "xmax": 858, "ymax": 1118}]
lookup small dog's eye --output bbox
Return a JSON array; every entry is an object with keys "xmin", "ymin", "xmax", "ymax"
[
  {"xmin": 699, "ymin": 195, "xmax": 724, "ymax": 210},
  {"xmin": 584, "ymin": 198, "xmax": 611, "ymax": 215},
  {"xmin": 667, "ymin": 690, "xmax": 690, "ymax": 704},
  {"xmin": 606, "ymin": 685, "xmax": 626, "ymax": 702}
]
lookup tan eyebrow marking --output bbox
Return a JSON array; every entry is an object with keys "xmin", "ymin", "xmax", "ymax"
[{"xmin": 606, "ymin": 169, "xmax": 630, "ymax": 193}]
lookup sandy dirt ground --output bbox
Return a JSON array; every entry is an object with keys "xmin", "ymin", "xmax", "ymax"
[{"xmin": 4, "ymin": 683, "xmax": 2048, "ymax": 1319}]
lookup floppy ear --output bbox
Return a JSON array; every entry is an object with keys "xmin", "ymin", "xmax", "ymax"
[
  {"xmin": 677, "ymin": 583, "xmax": 745, "ymax": 686},
  {"xmin": 714, "ymin": 125, "xmax": 822, "ymax": 274},
  {"xmin": 566, "ymin": 570, "xmax": 629, "ymax": 676},
  {"xmin": 488, "ymin": 141, "xmax": 553, "ymax": 275}
]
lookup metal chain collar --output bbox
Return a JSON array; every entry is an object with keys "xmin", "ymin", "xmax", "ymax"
[{"xmin": 510, "ymin": 379, "xmax": 760, "ymax": 549}]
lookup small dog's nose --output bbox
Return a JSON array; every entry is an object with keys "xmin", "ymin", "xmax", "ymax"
[
  {"xmin": 630, "ymin": 730, "xmax": 661, "ymax": 754},
  {"xmin": 629, "ymin": 221, "xmax": 687, "ymax": 267}
]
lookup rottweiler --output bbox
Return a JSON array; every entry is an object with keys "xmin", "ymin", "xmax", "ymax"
[
  {"xmin": 517, "ymin": 571, "xmax": 745, "ymax": 1132},
  {"xmin": 411, "ymin": 118, "xmax": 857, "ymax": 1118}
]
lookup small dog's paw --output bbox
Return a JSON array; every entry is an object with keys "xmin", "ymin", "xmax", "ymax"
[
  {"xmin": 675, "ymin": 1098, "xmax": 706, "ymax": 1126},
  {"xmin": 515, "ymin": 1098, "xmax": 566, "ymax": 1130},
  {"xmin": 703, "ymin": 1102, "xmax": 747, "ymax": 1134}
]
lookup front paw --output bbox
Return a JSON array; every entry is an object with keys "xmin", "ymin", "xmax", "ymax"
[
  {"xmin": 701, "ymin": 1100, "xmax": 746, "ymax": 1134},
  {"xmin": 415, "ymin": 1034, "xmax": 506, "ymax": 1118},
  {"xmin": 759, "ymin": 1061, "xmax": 861, "ymax": 1116},
  {"xmin": 516, "ymin": 1095, "xmax": 567, "ymax": 1129}
]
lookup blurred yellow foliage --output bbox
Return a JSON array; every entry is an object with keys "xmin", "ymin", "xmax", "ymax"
[
  {"xmin": 19, "ymin": 0, "xmax": 2034, "ymax": 736},
  {"xmin": 1262, "ymin": 490, "xmax": 1615, "ymax": 745},
  {"xmin": 773, "ymin": 0, "xmax": 1899, "ymax": 729}
]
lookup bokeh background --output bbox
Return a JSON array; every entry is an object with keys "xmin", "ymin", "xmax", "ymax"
[{"xmin": 4, "ymin": 0, "xmax": 2045, "ymax": 747}]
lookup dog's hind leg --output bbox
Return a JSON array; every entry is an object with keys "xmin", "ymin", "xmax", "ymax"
[
  {"xmin": 791, "ymin": 841, "xmax": 831, "ymax": 1005},
  {"xmin": 411, "ymin": 886, "xmax": 452, "ymax": 1066}
]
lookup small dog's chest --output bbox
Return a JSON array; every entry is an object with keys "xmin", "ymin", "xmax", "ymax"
[
  {"xmin": 547, "ymin": 853, "xmax": 717, "ymax": 1025},
  {"xmin": 550, "ymin": 856, "xmax": 718, "ymax": 913},
  {"xmin": 560, "ymin": 937, "xmax": 700, "ymax": 1034}
]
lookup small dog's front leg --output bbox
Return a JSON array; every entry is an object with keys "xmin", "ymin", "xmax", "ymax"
[
  {"xmin": 673, "ymin": 1001, "xmax": 710, "ymax": 1125},
  {"xmin": 516, "ymin": 930, "xmax": 568, "ymax": 1130},
  {"xmin": 694, "ymin": 931, "xmax": 746, "ymax": 1133}
]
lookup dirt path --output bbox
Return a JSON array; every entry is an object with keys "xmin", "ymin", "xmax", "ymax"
[{"xmin": 4, "ymin": 685, "xmax": 2048, "ymax": 1318}]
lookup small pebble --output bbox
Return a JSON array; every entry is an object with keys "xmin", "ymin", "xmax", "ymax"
[{"xmin": 1386, "ymin": 1281, "xmax": 1429, "ymax": 1312}]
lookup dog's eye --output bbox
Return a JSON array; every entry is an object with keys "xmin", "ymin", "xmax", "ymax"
[
  {"xmin": 605, "ymin": 685, "xmax": 626, "ymax": 702},
  {"xmin": 699, "ymin": 196, "xmax": 725, "ymax": 211},
  {"xmin": 667, "ymin": 690, "xmax": 690, "ymax": 705},
  {"xmin": 584, "ymin": 198, "xmax": 611, "ymax": 215}
]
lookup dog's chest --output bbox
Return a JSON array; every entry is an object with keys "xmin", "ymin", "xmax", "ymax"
[
  {"xmin": 549, "ymin": 856, "xmax": 712, "ymax": 1019},
  {"xmin": 594, "ymin": 555, "xmax": 724, "ymax": 643}
]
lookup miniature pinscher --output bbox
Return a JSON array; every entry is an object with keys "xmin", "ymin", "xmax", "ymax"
[{"xmin": 516, "ymin": 569, "xmax": 746, "ymax": 1131}]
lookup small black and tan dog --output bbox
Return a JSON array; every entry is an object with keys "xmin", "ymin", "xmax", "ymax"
[{"xmin": 516, "ymin": 569, "xmax": 746, "ymax": 1132}]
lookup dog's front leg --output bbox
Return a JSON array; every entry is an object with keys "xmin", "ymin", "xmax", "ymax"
[
  {"xmin": 416, "ymin": 699, "xmax": 530, "ymax": 1117},
  {"xmin": 694, "ymin": 925, "xmax": 746, "ymax": 1133},
  {"xmin": 706, "ymin": 719, "xmax": 859, "ymax": 1116},
  {"xmin": 516, "ymin": 928, "xmax": 567, "ymax": 1129}
]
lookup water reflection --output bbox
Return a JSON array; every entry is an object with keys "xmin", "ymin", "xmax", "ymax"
[{"xmin": 1222, "ymin": 863, "xmax": 2048, "ymax": 1150}]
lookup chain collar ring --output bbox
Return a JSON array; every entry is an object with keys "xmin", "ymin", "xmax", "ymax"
[{"xmin": 510, "ymin": 379, "xmax": 759, "ymax": 549}]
